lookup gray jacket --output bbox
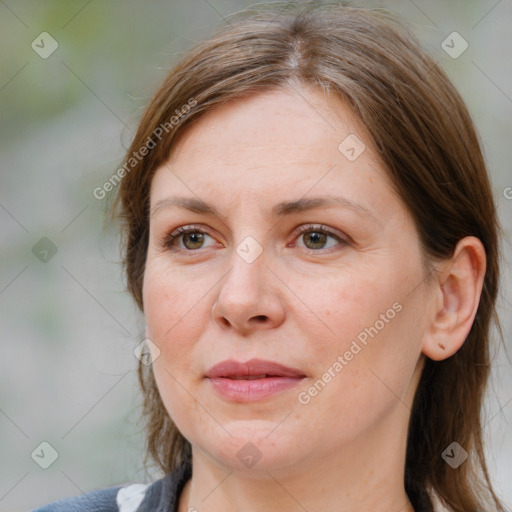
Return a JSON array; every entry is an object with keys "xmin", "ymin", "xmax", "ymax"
[{"xmin": 31, "ymin": 461, "xmax": 191, "ymax": 512}]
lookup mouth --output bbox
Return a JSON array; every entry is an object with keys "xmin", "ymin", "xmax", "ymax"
[
  {"xmin": 205, "ymin": 358, "xmax": 307, "ymax": 379},
  {"xmin": 229, "ymin": 374, "xmax": 277, "ymax": 380},
  {"xmin": 205, "ymin": 358, "xmax": 307, "ymax": 402}
]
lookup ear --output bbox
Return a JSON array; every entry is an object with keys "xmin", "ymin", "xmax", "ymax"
[{"xmin": 422, "ymin": 236, "xmax": 486, "ymax": 361}]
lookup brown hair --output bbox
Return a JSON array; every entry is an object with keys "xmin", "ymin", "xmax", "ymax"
[{"xmin": 111, "ymin": 2, "xmax": 505, "ymax": 511}]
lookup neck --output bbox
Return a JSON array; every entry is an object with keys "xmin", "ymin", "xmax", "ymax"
[{"xmin": 179, "ymin": 405, "xmax": 416, "ymax": 512}]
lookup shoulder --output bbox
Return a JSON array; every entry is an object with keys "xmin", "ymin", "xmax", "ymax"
[
  {"xmin": 30, "ymin": 484, "xmax": 123, "ymax": 512},
  {"xmin": 30, "ymin": 482, "xmax": 151, "ymax": 512},
  {"xmin": 31, "ymin": 461, "xmax": 192, "ymax": 512}
]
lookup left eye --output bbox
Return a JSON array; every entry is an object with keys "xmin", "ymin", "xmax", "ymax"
[{"xmin": 293, "ymin": 225, "xmax": 346, "ymax": 251}]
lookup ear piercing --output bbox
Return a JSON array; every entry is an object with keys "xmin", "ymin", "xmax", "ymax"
[{"xmin": 438, "ymin": 342, "xmax": 446, "ymax": 350}]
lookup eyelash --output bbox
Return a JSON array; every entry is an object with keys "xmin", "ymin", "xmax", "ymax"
[{"xmin": 160, "ymin": 224, "xmax": 348, "ymax": 253}]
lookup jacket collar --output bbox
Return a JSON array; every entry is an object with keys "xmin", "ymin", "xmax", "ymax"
[{"xmin": 137, "ymin": 460, "xmax": 192, "ymax": 512}]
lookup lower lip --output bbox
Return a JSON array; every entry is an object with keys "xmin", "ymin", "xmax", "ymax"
[{"xmin": 208, "ymin": 376, "xmax": 304, "ymax": 402}]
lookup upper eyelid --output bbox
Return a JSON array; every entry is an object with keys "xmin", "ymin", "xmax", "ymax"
[{"xmin": 167, "ymin": 223, "xmax": 343, "ymax": 238}]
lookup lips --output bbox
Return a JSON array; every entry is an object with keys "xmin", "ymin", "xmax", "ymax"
[
  {"xmin": 205, "ymin": 358, "xmax": 306, "ymax": 379},
  {"xmin": 205, "ymin": 358, "xmax": 307, "ymax": 402}
]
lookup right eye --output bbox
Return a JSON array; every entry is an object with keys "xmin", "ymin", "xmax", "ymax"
[{"xmin": 161, "ymin": 225, "xmax": 219, "ymax": 252}]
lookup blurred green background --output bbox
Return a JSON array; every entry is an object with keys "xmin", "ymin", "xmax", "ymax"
[{"xmin": 1, "ymin": 1, "xmax": 511, "ymax": 510}]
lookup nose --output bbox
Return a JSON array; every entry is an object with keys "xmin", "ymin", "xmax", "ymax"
[{"xmin": 211, "ymin": 248, "xmax": 286, "ymax": 335}]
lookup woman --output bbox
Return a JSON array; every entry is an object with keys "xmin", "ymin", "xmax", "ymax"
[{"xmin": 33, "ymin": 2, "xmax": 506, "ymax": 511}]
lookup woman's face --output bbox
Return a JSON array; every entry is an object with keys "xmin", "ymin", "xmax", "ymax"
[{"xmin": 143, "ymin": 85, "xmax": 436, "ymax": 474}]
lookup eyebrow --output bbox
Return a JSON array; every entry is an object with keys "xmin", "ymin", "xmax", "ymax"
[{"xmin": 151, "ymin": 195, "xmax": 379, "ymax": 224}]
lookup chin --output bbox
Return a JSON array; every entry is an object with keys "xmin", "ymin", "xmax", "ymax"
[{"xmin": 194, "ymin": 425, "xmax": 304, "ymax": 473}]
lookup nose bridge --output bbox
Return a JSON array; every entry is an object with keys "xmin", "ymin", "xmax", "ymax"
[
  {"xmin": 221, "ymin": 235, "xmax": 267, "ymax": 301},
  {"xmin": 223, "ymin": 201, "xmax": 268, "ymax": 280}
]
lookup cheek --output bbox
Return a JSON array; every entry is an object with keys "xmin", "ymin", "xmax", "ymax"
[
  {"xmin": 296, "ymin": 270, "xmax": 398, "ymax": 359},
  {"xmin": 295, "ymin": 265, "xmax": 423, "ymax": 418},
  {"xmin": 143, "ymin": 262, "xmax": 213, "ymax": 437},
  {"xmin": 151, "ymin": 361, "xmax": 222, "ymax": 452},
  {"xmin": 142, "ymin": 260, "xmax": 208, "ymax": 371}
]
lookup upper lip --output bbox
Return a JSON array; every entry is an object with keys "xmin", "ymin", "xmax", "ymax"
[{"xmin": 205, "ymin": 358, "xmax": 307, "ymax": 379}]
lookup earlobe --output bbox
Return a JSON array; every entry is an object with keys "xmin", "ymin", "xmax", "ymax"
[{"xmin": 421, "ymin": 236, "xmax": 486, "ymax": 362}]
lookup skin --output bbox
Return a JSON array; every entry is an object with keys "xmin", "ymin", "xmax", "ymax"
[{"xmin": 143, "ymin": 84, "xmax": 486, "ymax": 512}]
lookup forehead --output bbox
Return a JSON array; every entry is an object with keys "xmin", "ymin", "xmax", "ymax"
[
  {"xmin": 149, "ymin": 86, "xmax": 400, "ymax": 221},
  {"xmin": 168, "ymin": 86, "xmax": 368, "ymax": 165}
]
